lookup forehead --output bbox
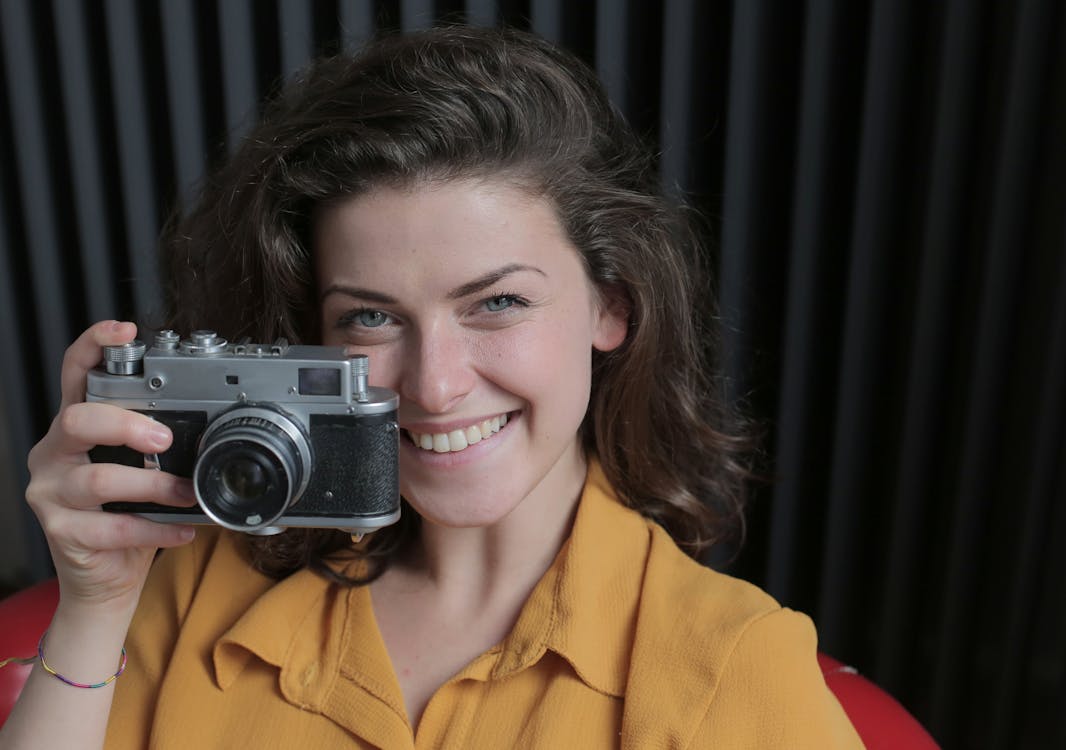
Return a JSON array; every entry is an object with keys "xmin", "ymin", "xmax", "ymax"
[{"xmin": 312, "ymin": 178, "xmax": 589, "ymax": 292}]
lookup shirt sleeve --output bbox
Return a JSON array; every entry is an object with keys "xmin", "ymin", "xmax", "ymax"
[{"xmin": 687, "ymin": 608, "xmax": 866, "ymax": 749}]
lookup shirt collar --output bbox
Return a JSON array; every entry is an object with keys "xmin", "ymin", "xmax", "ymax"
[
  {"xmin": 212, "ymin": 553, "xmax": 410, "ymax": 745},
  {"xmin": 212, "ymin": 459, "xmax": 651, "ymax": 701},
  {"xmin": 213, "ymin": 560, "xmax": 337, "ymax": 695},
  {"xmin": 485, "ymin": 460, "xmax": 651, "ymax": 697}
]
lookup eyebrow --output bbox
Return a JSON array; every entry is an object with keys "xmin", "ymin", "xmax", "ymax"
[
  {"xmin": 320, "ymin": 263, "xmax": 545, "ymax": 304},
  {"xmin": 445, "ymin": 263, "xmax": 545, "ymax": 299}
]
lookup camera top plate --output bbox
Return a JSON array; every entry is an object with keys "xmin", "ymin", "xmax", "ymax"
[{"xmin": 86, "ymin": 330, "xmax": 397, "ymax": 417}]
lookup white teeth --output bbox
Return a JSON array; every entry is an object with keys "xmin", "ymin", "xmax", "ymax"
[
  {"xmin": 447, "ymin": 429, "xmax": 468, "ymax": 452},
  {"xmin": 408, "ymin": 414, "xmax": 510, "ymax": 453}
]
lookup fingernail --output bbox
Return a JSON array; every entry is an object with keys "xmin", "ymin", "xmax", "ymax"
[
  {"xmin": 110, "ymin": 320, "xmax": 126, "ymax": 331},
  {"xmin": 178, "ymin": 527, "xmax": 196, "ymax": 542},
  {"xmin": 149, "ymin": 426, "xmax": 171, "ymax": 447},
  {"xmin": 174, "ymin": 481, "xmax": 196, "ymax": 501}
]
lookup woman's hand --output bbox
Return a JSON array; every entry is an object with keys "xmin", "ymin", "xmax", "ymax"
[{"xmin": 25, "ymin": 320, "xmax": 198, "ymax": 611}]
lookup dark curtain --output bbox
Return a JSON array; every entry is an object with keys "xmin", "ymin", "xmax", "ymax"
[{"xmin": 1, "ymin": 2, "xmax": 1063, "ymax": 747}]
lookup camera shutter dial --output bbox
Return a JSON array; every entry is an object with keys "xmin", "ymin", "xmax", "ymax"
[{"xmin": 180, "ymin": 330, "xmax": 228, "ymax": 354}]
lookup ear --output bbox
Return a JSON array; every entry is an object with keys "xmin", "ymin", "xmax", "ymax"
[{"xmin": 592, "ymin": 285, "xmax": 630, "ymax": 352}]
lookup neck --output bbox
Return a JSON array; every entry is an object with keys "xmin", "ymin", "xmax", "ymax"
[{"xmin": 391, "ymin": 449, "xmax": 588, "ymax": 611}]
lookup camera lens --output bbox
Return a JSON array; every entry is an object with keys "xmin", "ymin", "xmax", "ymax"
[
  {"xmin": 193, "ymin": 406, "xmax": 312, "ymax": 531},
  {"xmin": 222, "ymin": 457, "xmax": 268, "ymax": 500},
  {"xmin": 201, "ymin": 441, "xmax": 289, "ymax": 524}
]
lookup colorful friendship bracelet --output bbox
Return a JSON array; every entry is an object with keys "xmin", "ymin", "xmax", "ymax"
[
  {"xmin": 36, "ymin": 631, "xmax": 127, "ymax": 689},
  {"xmin": 0, "ymin": 655, "xmax": 37, "ymax": 669}
]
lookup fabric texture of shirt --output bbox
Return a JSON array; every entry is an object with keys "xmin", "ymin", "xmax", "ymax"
[{"xmin": 106, "ymin": 462, "xmax": 864, "ymax": 748}]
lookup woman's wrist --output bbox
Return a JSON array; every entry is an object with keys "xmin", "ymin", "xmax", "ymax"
[
  {"xmin": 0, "ymin": 599, "xmax": 134, "ymax": 749},
  {"xmin": 38, "ymin": 599, "xmax": 137, "ymax": 687},
  {"xmin": 51, "ymin": 591, "xmax": 140, "ymax": 630}
]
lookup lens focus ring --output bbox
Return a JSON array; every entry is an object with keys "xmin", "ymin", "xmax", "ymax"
[{"xmin": 193, "ymin": 405, "xmax": 312, "ymax": 531}]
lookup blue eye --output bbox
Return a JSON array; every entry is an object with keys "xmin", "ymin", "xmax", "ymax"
[
  {"xmin": 353, "ymin": 309, "xmax": 388, "ymax": 327},
  {"xmin": 485, "ymin": 295, "xmax": 516, "ymax": 312}
]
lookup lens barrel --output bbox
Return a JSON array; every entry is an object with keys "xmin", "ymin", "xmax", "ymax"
[{"xmin": 193, "ymin": 406, "xmax": 312, "ymax": 531}]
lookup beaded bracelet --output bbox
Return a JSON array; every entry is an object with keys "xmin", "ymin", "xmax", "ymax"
[{"xmin": 36, "ymin": 631, "xmax": 127, "ymax": 689}]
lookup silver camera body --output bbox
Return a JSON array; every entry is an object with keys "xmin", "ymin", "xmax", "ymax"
[{"xmin": 87, "ymin": 330, "xmax": 400, "ymax": 536}]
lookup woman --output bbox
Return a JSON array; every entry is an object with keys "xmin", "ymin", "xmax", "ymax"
[{"xmin": 2, "ymin": 26, "xmax": 862, "ymax": 748}]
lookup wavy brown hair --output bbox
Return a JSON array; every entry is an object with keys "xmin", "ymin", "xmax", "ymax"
[{"xmin": 158, "ymin": 25, "xmax": 753, "ymax": 583}]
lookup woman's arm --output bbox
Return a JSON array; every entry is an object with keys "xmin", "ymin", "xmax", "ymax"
[{"xmin": 0, "ymin": 321, "xmax": 198, "ymax": 750}]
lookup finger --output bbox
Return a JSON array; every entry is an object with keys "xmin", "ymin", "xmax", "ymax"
[
  {"xmin": 50, "ymin": 401, "xmax": 172, "ymax": 457},
  {"xmin": 60, "ymin": 463, "xmax": 197, "ymax": 510},
  {"xmin": 59, "ymin": 320, "xmax": 138, "ymax": 410},
  {"xmin": 55, "ymin": 510, "xmax": 197, "ymax": 552}
]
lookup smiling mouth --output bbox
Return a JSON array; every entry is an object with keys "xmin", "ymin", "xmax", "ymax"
[{"xmin": 405, "ymin": 413, "xmax": 511, "ymax": 453}]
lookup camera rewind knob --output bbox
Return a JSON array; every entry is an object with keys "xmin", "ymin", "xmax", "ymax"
[
  {"xmin": 102, "ymin": 340, "xmax": 147, "ymax": 375},
  {"xmin": 350, "ymin": 354, "xmax": 369, "ymax": 402}
]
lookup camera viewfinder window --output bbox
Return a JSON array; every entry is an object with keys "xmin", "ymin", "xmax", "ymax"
[{"xmin": 299, "ymin": 367, "xmax": 342, "ymax": 396}]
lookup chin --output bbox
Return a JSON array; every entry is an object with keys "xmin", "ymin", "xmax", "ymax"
[
  {"xmin": 409, "ymin": 499, "xmax": 522, "ymax": 529},
  {"xmin": 400, "ymin": 480, "xmax": 528, "ymax": 529}
]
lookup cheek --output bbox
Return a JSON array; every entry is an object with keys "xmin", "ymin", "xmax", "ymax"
[
  {"xmin": 488, "ymin": 318, "xmax": 585, "ymax": 363},
  {"xmin": 477, "ymin": 320, "xmax": 594, "ymax": 404}
]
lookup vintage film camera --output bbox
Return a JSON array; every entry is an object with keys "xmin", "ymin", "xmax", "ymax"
[{"xmin": 88, "ymin": 330, "xmax": 400, "ymax": 536}]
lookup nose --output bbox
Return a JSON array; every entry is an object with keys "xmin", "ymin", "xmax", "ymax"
[{"xmin": 399, "ymin": 323, "xmax": 476, "ymax": 415}]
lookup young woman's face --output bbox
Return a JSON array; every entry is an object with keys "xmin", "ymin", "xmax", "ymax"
[{"xmin": 315, "ymin": 179, "xmax": 626, "ymax": 528}]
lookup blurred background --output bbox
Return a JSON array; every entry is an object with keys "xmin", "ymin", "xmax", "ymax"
[{"xmin": 1, "ymin": 1, "xmax": 1064, "ymax": 747}]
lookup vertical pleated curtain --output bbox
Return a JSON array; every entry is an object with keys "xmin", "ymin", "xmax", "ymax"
[{"xmin": 1, "ymin": 1, "xmax": 1063, "ymax": 747}]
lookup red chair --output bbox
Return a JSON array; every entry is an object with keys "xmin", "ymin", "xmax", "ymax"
[
  {"xmin": 0, "ymin": 577, "xmax": 59, "ymax": 727},
  {"xmin": 0, "ymin": 580, "xmax": 938, "ymax": 746},
  {"xmin": 818, "ymin": 652, "xmax": 939, "ymax": 749}
]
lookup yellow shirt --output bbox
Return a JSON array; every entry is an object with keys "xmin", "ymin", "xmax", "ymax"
[{"xmin": 107, "ymin": 464, "xmax": 863, "ymax": 748}]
